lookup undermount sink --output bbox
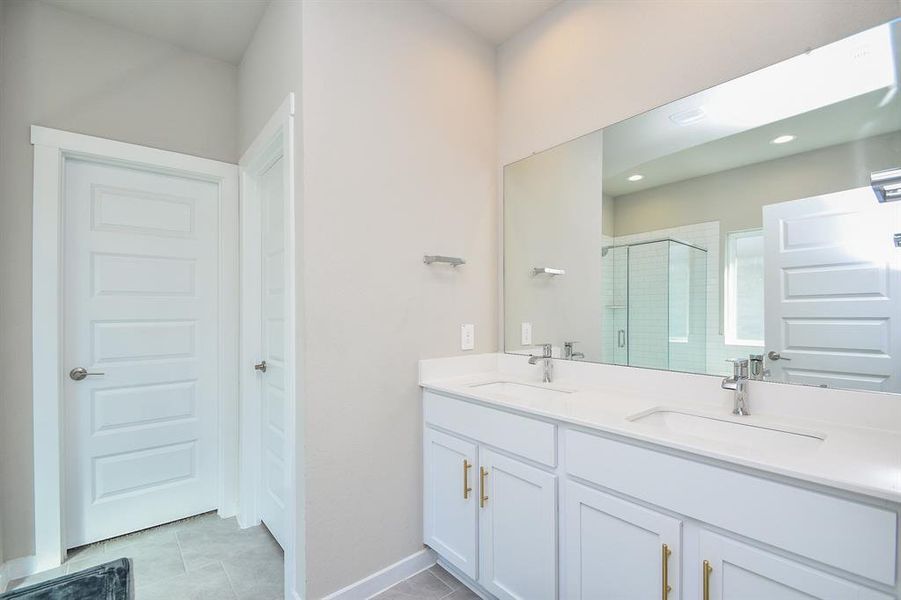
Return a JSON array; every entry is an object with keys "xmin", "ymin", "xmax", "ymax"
[
  {"xmin": 628, "ymin": 408, "xmax": 825, "ymax": 451},
  {"xmin": 470, "ymin": 381, "xmax": 572, "ymax": 402}
]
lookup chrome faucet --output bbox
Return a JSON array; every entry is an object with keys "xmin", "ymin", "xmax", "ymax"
[
  {"xmin": 563, "ymin": 341, "xmax": 584, "ymax": 360},
  {"xmin": 528, "ymin": 343, "xmax": 554, "ymax": 383},
  {"xmin": 722, "ymin": 358, "xmax": 750, "ymax": 416},
  {"xmin": 748, "ymin": 354, "xmax": 768, "ymax": 380}
]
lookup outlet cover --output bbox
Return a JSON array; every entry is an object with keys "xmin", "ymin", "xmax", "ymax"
[
  {"xmin": 521, "ymin": 322, "xmax": 532, "ymax": 346},
  {"xmin": 461, "ymin": 324, "xmax": 475, "ymax": 351}
]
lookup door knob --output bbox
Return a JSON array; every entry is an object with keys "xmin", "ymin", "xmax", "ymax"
[
  {"xmin": 767, "ymin": 351, "xmax": 791, "ymax": 361},
  {"xmin": 69, "ymin": 367, "xmax": 105, "ymax": 381},
  {"xmin": 254, "ymin": 361, "xmax": 267, "ymax": 373}
]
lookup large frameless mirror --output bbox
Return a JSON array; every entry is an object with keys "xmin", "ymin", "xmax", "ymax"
[{"xmin": 504, "ymin": 19, "xmax": 901, "ymax": 393}]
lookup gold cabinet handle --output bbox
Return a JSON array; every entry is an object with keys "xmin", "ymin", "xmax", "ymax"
[
  {"xmin": 702, "ymin": 560, "xmax": 712, "ymax": 600},
  {"xmin": 661, "ymin": 544, "xmax": 672, "ymax": 599},
  {"xmin": 463, "ymin": 459, "xmax": 472, "ymax": 499},
  {"xmin": 479, "ymin": 467, "xmax": 489, "ymax": 508}
]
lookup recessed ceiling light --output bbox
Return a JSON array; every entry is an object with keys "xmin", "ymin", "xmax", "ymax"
[
  {"xmin": 771, "ymin": 134, "xmax": 796, "ymax": 144},
  {"xmin": 628, "ymin": 174, "xmax": 644, "ymax": 182}
]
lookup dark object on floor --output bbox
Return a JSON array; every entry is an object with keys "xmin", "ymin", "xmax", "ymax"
[{"xmin": 1, "ymin": 559, "xmax": 132, "ymax": 600}]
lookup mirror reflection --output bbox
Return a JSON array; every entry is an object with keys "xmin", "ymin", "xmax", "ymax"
[{"xmin": 504, "ymin": 20, "xmax": 901, "ymax": 393}]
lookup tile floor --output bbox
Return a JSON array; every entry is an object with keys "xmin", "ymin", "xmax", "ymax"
[
  {"xmin": 7, "ymin": 512, "xmax": 284, "ymax": 599},
  {"xmin": 374, "ymin": 565, "xmax": 480, "ymax": 600},
  {"xmin": 9, "ymin": 514, "xmax": 477, "ymax": 600}
]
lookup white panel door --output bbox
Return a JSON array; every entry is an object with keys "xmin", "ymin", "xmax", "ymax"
[
  {"xmin": 64, "ymin": 158, "xmax": 220, "ymax": 547},
  {"xmin": 423, "ymin": 428, "xmax": 479, "ymax": 579},
  {"xmin": 763, "ymin": 187, "xmax": 901, "ymax": 392},
  {"xmin": 478, "ymin": 448, "xmax": 556, "ymax": 600},
  {"xmin": 563, "ymin": 481, "xmax": 682, "ymax": 600},
  {"xmin": 699, "ymin": 531, "xmax": 891, "ymax": 600},
  {"xmin": 258, "ymin": 154, "xmax": 288, "ymax": 547}
]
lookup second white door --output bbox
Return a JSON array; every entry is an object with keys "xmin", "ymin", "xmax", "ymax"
[{"xmin": 257, "ymin": 154, "xmax": 289, "ymax": 547}]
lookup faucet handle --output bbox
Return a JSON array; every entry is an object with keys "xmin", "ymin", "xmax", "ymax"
[
  {"xmin": 725, "ymin": 358, "xmax": 749, "ymax": 378},
  {"xmin": 534, "ymin": 343, "xmax": 553, "ymax": 357}
]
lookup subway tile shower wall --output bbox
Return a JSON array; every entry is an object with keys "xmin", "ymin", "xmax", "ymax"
[{"xmin": 602, "ymin": 222, "xmax": 758, "ymax": 375}]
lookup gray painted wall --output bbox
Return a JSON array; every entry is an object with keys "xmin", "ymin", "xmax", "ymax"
[
  {"xmin": 0, "ymin": 0, "xmax": 238, "ymax": 561},
  {"xmin": 240, "ymin": 2, "xmax": 497, "ymax": 596},
  {"xmin": 300, "ymin": 1, "xmax": 497, "ymax": 595},
  {"xmin": 0, "ymin": 0, "xmax": 5, "ymax": 568},
  {"xmin": 611, "ymin": 133, "xmax": 901, "ymax": 238}
]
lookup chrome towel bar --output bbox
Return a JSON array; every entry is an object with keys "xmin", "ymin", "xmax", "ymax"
[
  {"xmin": 531, "ymin": 267, "xmax": 565, "ymax": 276},
  {"xmin": 424, "ymin": 255, "xmax": 465, "ymax": 267}
]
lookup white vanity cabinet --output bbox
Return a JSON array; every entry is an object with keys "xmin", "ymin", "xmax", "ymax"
[
  {"xmin": 423, "ymin": 428, "xmax": 479, "ymax": 579},
  {"xmin": 423, "ymin": 391, "xmax": 558, "ymax": 599},
  {"xmin": 563, "ymin": 481, "xmax": 682, "ymax": 600},
  {"xmin": 479, "ymin": 448, "xmax": 557, "ymax": 600},
  {"xmin": 422, "ymin": 389, "xmax": 900, "ymax": 600}
]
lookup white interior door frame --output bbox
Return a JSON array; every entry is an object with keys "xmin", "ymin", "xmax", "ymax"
[
  {"xmin": 238, "ymin": 94, "xmax": 298, "ymax": 598},
  {"xmin": 30, "ymin": 126, "xmax": 239, "ymax": 572}
]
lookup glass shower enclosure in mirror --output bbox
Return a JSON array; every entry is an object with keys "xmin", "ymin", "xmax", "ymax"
[
  {"xmin": 601, "ymin": 239, "xmax": 708, "ymax": 372},
  {"xmin": 503, "ymin": 19, "xmax": 901, "ymax": 394}
]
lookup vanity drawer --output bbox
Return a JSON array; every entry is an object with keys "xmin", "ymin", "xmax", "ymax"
[
  {"xmin": 423, "ymin": 391, "xmax": 556, "ymax": 467},
  {"xmin": 566, "ymin": 430, "xmax": 897, "ymax": 586}
]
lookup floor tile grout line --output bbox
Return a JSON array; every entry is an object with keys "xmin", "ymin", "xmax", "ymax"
[
  {"xmin": 173, "ymin": 521, "xmax": 189, "ymax": 579},
  {"xmin": 220, "ymin": 558, "xmax": 241, "ymax": 599},
  {"xmin": 419, "ymin": 569, "xmax": 452, "ymax": 596},
  {"xmin": 428, "ymin": 566, "xmax": 461, "ymax": 597}
]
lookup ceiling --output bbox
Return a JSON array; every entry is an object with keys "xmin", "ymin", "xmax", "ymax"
[
  {"xmin": 42, "ymin": 0, "xmax": 560, "ymax": 66},
  {"xmin": 426, "ymin": 0, "xmax": 561, "ymax": 44},
  {"xmin": 602, "ymin": 22, "xmax": 900, "ymax": 196},
  {"xmin": 40, "ymin": 0, "xmax": 269, "ymax": 65},
  {"xmin": 604, "ymin": 92, "xmax": 900, "ymax": 197}
]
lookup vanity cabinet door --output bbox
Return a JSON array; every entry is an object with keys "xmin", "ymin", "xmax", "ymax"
[
  {"xmin": 478, "ymin": 448, "xmax": 557, "ymax": 600},
  {"xmin": 424, "ymin": 428, "xmax": 479, "ymax": 579},
  {"xmin": 698, "ymin": 531, "xmax": 892, "ymax": 600},
  {"xmin": 563, "ymin": 481, "xmax": 682, "ymax": 600}
]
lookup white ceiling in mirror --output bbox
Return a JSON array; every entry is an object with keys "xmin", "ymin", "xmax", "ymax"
[
  {"xmin": 38, "ymin": 0, "xmax": 269, "ymax": 64},
  {"xmin": 426, "ymin": 0, "xmax": 561, "ymax": 44},
  {"xmin": 603, "ymin": 23, "xmax": 899, "ymax": 196}
]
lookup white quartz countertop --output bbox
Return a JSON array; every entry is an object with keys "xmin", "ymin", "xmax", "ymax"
[{"xmin": 421, "ymin": 371, "xmax": 901, "ymax": 504}]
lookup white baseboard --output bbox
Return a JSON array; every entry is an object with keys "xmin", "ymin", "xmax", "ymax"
[{"xmin": 321, "ymin": 548, "xmax": 436, "ymax": 600}]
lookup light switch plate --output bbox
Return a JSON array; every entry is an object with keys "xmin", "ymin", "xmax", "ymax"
[
  {"xmin": 461, "ymin": 324, "xmax": 475, "ymax": 351},
  {"xmin": 521, "ymin": 322, "xmax": 532, "ymax": 346}
]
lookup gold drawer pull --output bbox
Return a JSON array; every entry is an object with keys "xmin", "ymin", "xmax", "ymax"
[
  {"xmin": 480, "ymin": 467, "xmax": 489, "ymax": 508},
  {"xmin": 661, "ymin": 544, "xmax": 671, "ymax": 599},
  {"xmin": 463, "ymin": 459, "xmax": 472, "ymax": 499},
  {"xmin": 703, "ymin": 560, "xmax": 712, "ymax": 600}
]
